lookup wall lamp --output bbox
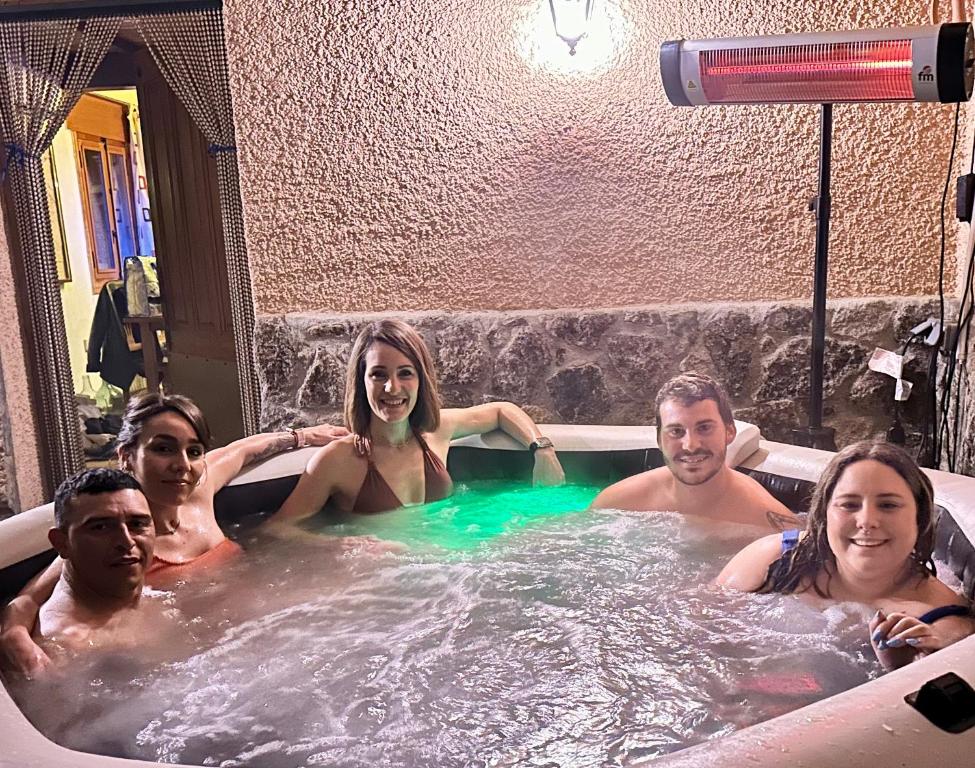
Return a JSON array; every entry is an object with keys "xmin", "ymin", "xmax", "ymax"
[
  {"xmin": 549, "ymin": 0, "xmax": 594, "ymax": 56},
  {"xmin": 659, "ymin": 24, "xmax": 975, "ymax": 450}
]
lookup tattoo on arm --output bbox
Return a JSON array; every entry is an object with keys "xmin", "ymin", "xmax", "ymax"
[
  {"xmin": 766, "ymin": 509, "xmax": 796, "ymax": 531},
  {"xmin": 250, "ymin": 434, "xmax": 293, "ymax": 464}
]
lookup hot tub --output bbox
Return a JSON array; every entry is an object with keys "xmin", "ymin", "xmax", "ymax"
[{"xmin": 1, "ymin": 424, "xmax": 974, "ymax": 768}]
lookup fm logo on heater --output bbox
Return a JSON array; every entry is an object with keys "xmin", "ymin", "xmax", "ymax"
[{"xmin": 918, "ymin": 65, "xmax": 935, "ymax": 82}]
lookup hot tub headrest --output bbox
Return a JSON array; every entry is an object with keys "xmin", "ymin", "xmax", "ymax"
[{"xmin": 0, "ymin": 503, "xmax": 52, "ymax": 572}]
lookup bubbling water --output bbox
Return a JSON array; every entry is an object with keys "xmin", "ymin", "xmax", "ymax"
[{"xmin": 10, "ymin": 483, "xmax": 881, "ymax": 767}]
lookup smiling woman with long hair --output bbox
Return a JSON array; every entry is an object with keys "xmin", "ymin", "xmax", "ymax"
[
  {"xmin": 716, "ymin": 441, "xmax": 974, "ymax": 670},
  {"xmin": 266, "ymin": 319, "xmax": 565, "ymax": 530}
]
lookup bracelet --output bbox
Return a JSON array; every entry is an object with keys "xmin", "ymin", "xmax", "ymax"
[
  {"xmin": 289, "ymin": 428, "xmax": 307, "ymax": 450},
  {"xmin": 529, "ymin": 436, "xmax": 554, "ymax": 454}
]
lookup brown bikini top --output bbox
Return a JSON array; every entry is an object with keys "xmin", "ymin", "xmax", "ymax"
[{"xmin": 352, "ymin": 430, "xmax": 454, "ymax": 514}]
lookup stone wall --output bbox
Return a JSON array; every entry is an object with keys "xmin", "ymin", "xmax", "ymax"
[
  {"xmin": 953, "ymin": 334, "xmax": 975, "ymax": 476},
  {"xmin": 257, "ymin": 297, "xmax": 944, "ymax": 451}
]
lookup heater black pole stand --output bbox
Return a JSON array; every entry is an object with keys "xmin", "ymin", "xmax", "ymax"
[{"xmin": 792, "ymin": 103, "xmax": 838, "ymax": 452}]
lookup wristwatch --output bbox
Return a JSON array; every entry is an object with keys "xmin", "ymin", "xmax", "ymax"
[{"xmin": 529, "ymin": 436, "xmax": 555, "ymax": 454}]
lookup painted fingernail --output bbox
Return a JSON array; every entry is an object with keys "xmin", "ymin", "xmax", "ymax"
[
  {"xmin": 871, "ymin": 629, "xmax": 885, "ymax": 642},
  {"xmin": 886, "ymin": 638, "xmax": 905, "ymax": 649},
  {"xmin": 906, "ymin": 638, "xmax": 922, "ymax": 647},
  {"xmin": 877, "ymin": 640, "xmax": 888, "ymax": 650}
]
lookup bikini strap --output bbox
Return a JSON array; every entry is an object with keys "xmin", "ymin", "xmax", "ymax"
[
  {"xmin": 413, "ymin": 428, "xmax": 432, "ymax": 454},
  {"xmin": 781, "ymin": 528, "xmax": 801, "ymax": 556},
  {"xmin": 917, "ymin": 604, "xmax": 971, "ymax": 624}
]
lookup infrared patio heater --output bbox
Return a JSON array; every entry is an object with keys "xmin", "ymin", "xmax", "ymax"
[{"xmin": 661, "ymin": 24, "xmax": 975, "ymax": 451}]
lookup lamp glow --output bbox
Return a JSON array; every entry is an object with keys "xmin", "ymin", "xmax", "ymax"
[
  {"xmin": 549, "ymin": 0, "xmax": 593, "ymax": 56},
  {"xmin": 517, "ymin": 0, "xmax": 627, "ymax": 76}
]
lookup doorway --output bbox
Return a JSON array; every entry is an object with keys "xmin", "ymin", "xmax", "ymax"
[{"xmin": 0, "ymin": 2, "xmax": 254, "ymax": 499}]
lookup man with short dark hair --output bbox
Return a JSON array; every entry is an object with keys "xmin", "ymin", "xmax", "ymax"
[
  {"xmin": 34, "ymin": 468, "xmax": 158, "ymax": 653},
  {"xmin": 591, "ymin": 373, "xmax": 801, "ymax": 529}
]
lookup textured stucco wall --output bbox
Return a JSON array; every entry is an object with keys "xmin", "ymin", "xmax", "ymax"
[
  {"xmin": 224, "ymin": 0, "xmax": 963, "ymax": 314},
  {"xmin": 0, "ymin": 194, "xmax": 45, "ymax": 512}
]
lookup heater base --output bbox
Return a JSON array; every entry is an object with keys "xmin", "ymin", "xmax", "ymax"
[{"xmin": 791, "ymin": 426, "xmax": 837, "ymax": 452}]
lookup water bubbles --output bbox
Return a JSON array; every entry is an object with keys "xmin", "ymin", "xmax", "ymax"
[{"xmin": 14, "ymin": 505, "xmax": 879, "ymax": 767}]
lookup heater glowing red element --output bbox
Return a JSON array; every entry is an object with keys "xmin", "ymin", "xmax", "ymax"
[{"xmin": 699, "ymin": 40, "xmax": 915, "ymax": 103}]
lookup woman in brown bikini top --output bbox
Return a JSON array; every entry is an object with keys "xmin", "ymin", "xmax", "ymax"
[{"xmin": 268, "ymin": 319, "xmax": 567, "ymax": 528}]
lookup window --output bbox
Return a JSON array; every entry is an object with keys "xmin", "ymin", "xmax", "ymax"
[
  {"xmin": 67, "ymin": 93, "xmax": 140, "ymax": 293},
  {"xmin": 75, "ymin": 133, "xmax": 138, "ymax": 291}
]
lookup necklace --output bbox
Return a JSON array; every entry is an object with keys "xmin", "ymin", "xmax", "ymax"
[{"xmin": 371, "ymin": 431, "xmax": 415, "ymax": 450}]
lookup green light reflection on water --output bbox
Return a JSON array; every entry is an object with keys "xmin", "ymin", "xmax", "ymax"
[{"xmin": 319, "ymin": 482, "xmax": 601, "ymax": 550}]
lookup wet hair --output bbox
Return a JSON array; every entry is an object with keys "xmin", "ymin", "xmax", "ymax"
[
  {"xmin": 759, "ymin": 441, "xmax": 937, "ymax": 597},
  {"xmin": 54, "ymin": 468, "xmax": 144, "ymax": 529},
  {"xmin": 344, "ymin": 320, "xmax": 441, "ymax": 437},
  {"xmin": 654, "ymin": 373, "xmax": 734, "ymax": 433},
  {"xmin": 116, "ymin": 392, "xmax": 212, "ymax": 456}
]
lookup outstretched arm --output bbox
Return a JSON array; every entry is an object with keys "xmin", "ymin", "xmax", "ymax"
[
  {"xmin": 0, "ymin": 559, "xmax": 61, "ymax": 677},
  {"xmin": 442, "ymin": 402, "xmax": 565, "ymax": 486},
  {"xmin": 205, "ymin": 424, "xmax": 349, "ymax": 493}
]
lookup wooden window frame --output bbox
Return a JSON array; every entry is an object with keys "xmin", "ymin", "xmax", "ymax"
[{"xmin": 74, "ymin": 130, "xmax": 138, "ymax": 293}]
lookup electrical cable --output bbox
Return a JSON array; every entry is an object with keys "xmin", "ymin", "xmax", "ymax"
[
  {"xmin": 938, "ymin": 223, "xmax": 975, "ymax": 472},
  {"xmin": 894, "ymin": 328, "xmax": 925, "ymax": 453},
  {"xmin": 951, "ymin": 305, "xmax": 974, "ymax": 465},
  {"xmin": 900, "ymin": 330, "xmax": 923, "ymax": 358},
  {"xmin": 971, "ymin": 115, "xmax": 975, "ymax": 174},
  {"xmin": 939, "ymin": 194, "xmax": 975, "ymax": 470},
  {"xmin": 934, "ymin": 103, "xmax": 961, "ymax": 466},
  {"xmin": 939, "ymin": 261, "xmax": 973, "ymax": 472},
  {"xmin": 947, "ymin": 254, "xmax": 975, "ymax": 469},
  {"xmin": 919, "ymin": 339, "xmax": 940, "ymax": 465}
]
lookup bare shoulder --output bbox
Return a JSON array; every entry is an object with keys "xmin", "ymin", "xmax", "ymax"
[
  {"xmin": 306, "ymin": 435, "xmax": 359, "ymax": 474},
  {"xmin": 591, "ymin": 468, "xmax": 670, "ymax": 511},
  {"xmin": 270, "ymin": 437, "xmax": 364, "ymax": 525},
  {"xmin": 714, "ymin": 532, "xmax": 784, "ymax": 591},
  {"xmin": 730, "ymin": 470, "xmax": 801, "ymax": 528},
  {"xmin": 36, "ymin": 584, "xmax": 75, "ymax": 639}
]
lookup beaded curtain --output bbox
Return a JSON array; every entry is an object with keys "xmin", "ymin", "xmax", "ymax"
[
  {"xmin": 0, "ymin": 16, "xmax": 121, "ymax": 485},
  {"xmin": 137, "ymin": 8, "xmax": 260, "ymax": 435}
]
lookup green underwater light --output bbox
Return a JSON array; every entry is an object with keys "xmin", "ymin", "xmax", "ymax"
[{"xmin": 319, "ymin": 482, "xmax": 600, "ymax": 551}]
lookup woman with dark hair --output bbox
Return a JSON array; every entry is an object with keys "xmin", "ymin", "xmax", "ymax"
[
  {"xmin": 1, "ymin": 392, "xmax": 347, "ymax": 677},
  {"xmin": 716, "ymin": 441, "xmax": 973, "ymax": 670},
  {"xmin": 267, "ymin": 319, "xmax": 565, "ymax": 529}
]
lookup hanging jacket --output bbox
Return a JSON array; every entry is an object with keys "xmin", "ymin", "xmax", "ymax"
[{"xmin": 86, "ymin": 281, "xmax": 142, "ymax": 390}]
